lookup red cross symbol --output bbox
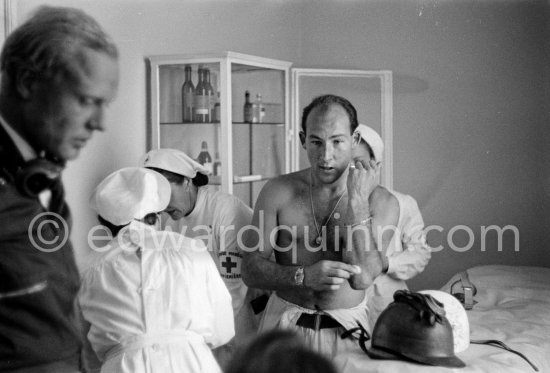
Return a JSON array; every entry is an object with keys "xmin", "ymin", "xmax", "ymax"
[{"xmin": 221, "ymin": 255, "xmax": 237, "ymax": 274}]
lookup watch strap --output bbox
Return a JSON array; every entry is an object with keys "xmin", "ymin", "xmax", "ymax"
[{"xmin": 294, "ymin": 266, "xmax": 305, "ymax": 286}]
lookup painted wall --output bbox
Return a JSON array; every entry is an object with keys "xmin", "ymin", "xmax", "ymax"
[
  {"xmin": 14, "ymin": 0, "xmax": 549, "ymax": 289},
  {"xmin": 295, "ymin": 0, "xmax": 549, "ymax": 289}
]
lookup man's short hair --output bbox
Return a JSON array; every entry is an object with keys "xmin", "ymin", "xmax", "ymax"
[
  {"xmin": 300, "ymin": 94, "xmax": 359, "ymax": 134},
  {"xmin": 1, "ymin": 5, "xmax": 118, "ymax": 88}
]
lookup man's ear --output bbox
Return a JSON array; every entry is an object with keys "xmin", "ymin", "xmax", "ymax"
[
  {"xmin": 14, "ymin": 69, "xmax": 37, "ymax": 100},
  {"xmin": 299, "ymin": 131, "xmax": 306, "ymax": 149},
  {"xmin": 183, "ymin": 177, "xmax": 192, "ymax": 189},
  {"xmin": 351, "ymin": 131, "xmax": 360, "ymax": 148},
  {"xmin": 375, "ymin": 161, "xmax": 382, "ymax": 176}
]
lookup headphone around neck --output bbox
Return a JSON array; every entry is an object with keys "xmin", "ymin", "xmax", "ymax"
[{"xmin": 15, "ymin": 157, "xmax": 64, "ymax": 197}]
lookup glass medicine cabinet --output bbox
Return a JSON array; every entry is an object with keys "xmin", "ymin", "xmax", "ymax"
[
  {"xmin": 147, "ymin": 52, "xmax": 393, "ymax": 207},
  {"xmin": 147, "ymin": 52, "xmax": 291, "ymax": 207}
]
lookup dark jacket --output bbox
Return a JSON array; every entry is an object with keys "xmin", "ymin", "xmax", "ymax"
[{"xmin": 0, "ymin": 125, "xmax": 81, "ymax": 370}]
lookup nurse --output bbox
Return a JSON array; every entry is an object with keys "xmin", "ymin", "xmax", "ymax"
[
  {"xmin": 79, "ymin": 167, "xmax": 234, "ymax": 373},
  {"xmin": 141, "ymin": 149, "xmax": 258, "ymax": 348}
]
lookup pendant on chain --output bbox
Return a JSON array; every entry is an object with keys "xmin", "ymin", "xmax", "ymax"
[{"xmin": 309, "ymin": 169, "xmax": 346, "ymax": 248}]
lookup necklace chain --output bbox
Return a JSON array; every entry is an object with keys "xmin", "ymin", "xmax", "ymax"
[{"xmin": 309, "ymin": 170, "xmax": 347, "ymax": 245}]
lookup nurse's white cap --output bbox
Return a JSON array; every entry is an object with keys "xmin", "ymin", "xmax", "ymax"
[
  {"xmin": 356, "ymin": 124, "xmax": 384, "ymax": 162},
  {"xmin": 140, "ymin": 148, "xmax": 209, "ymax": 178},
  {"xmin": 89, "ymin": 167, "xmax": 170, "ymax": 226}
]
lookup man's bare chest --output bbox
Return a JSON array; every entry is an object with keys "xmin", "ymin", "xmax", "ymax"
[{"xmin": 276, "ymin": 195, "xmax": 350, "ymax": 251}]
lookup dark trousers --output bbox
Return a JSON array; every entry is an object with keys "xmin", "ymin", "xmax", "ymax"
[{"xmin": 2, "ymin": 356, "xmax": 80, "ymax": 373}]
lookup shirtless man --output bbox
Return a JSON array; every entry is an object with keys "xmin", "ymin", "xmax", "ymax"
[{"xmin": 241, "ymin": 94, "xmax": 384, "ymax": 357}]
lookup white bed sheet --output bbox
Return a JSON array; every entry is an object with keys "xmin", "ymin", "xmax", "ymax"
[{"xmin": 334, "ymin": 265, "xmax": 550, "ymax": 373}]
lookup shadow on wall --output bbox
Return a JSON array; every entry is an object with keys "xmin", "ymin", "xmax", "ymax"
[
  {"xmin": 393, "ymin": 73, "xmax": 429, "ymax": 94},
  {"xmin": 361, "ymin": 72, "xmax": 429, "ymax": 95}
]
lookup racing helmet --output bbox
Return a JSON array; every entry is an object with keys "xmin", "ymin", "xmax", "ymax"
[
  {"xmin": 366, "ymin": 290, "xmax": 466, "ymax": 368},
  {"xmin": 419, "ymin": 289, "xmax": 470, "ymax": 353}
]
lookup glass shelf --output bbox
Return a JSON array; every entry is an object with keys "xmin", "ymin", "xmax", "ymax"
[
  {"xmin": 160, "ymin": 122, "xmax": 220, "ymax": 125},
  {"xmin": 208, "ymin": 174, "xmax": 273, "ymax": 185},
  {"xmin": 160, "ymin": 121, "xmax": 284, "ymax": 126},
  {"xmin": 233, "ymin": 122, "xmax": 285, "ymax": 126}
]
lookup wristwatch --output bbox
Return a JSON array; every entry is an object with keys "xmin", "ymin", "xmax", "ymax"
[{"xmin": 294, "ymin": 266, "xmax": 305, "ymax": 287}]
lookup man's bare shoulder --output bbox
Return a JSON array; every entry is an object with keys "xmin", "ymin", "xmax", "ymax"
[{"xmin": 260, "ymin": 169, "xmax": 309, "ymax": 198}]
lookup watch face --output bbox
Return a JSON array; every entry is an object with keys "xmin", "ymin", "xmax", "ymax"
[{"xmin": 295, "ymin": 267, "xmax": 304, "ymax": 285}]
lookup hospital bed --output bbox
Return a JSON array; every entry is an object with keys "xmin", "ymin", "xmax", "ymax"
[{"xmin": 334, "ymin": 265, "xmax": 550, "ymax": 373}]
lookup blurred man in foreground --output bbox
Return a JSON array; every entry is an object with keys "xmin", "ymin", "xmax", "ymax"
[{"xmin": 0, "ymin": 6, "xmax": 119, "ymax": 372}]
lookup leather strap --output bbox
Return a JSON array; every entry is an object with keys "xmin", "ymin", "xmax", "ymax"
[
  {"xmin": 296, "ymin": 313, "xmax": 341, "ymax": 330},
  {"xmin": 451, "ymin": 271, "xmax": 477, "ymax": 310},
  {"xmin": 471, "ymin": 339, "xmax": 539, "ymax": 371},
  {"xmin": 341, "ymin": 321, "xmax": 370, "ymax": 352},
  {"xmin": 459, "ymin": 271, "xmax": 475, "ymax": 310}
]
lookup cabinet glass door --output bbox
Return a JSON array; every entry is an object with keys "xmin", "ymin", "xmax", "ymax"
[
  {"xmin": 231, "ymin": 64, "xmax": 286, "ymax": 206},
  {"xmin": 291, "ymin": 69, "xmax": 393, "ymax": 189}
]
